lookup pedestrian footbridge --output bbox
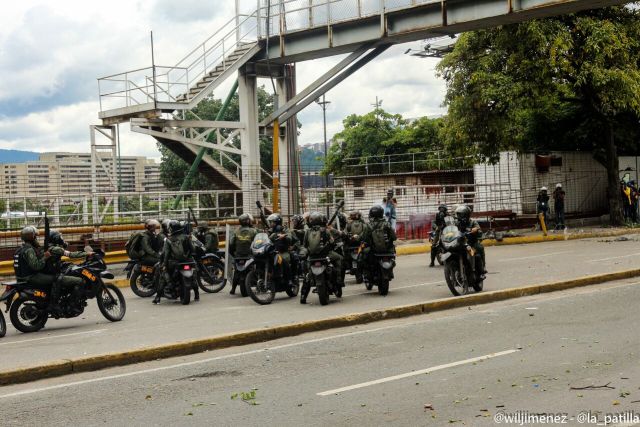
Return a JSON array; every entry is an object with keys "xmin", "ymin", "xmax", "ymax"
[{"xmin": 96, "ymin": 0, "xmax": 627, "ymax": 212}]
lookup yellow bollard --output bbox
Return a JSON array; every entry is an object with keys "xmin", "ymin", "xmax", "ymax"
[{"xmin": 538, "ymin": 213, "xmax": 548, "ymax": 236}]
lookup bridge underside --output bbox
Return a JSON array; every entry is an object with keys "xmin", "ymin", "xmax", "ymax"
[{"xmin": 260, "ymin": 0, "xmax": 629, "ymax": 64}]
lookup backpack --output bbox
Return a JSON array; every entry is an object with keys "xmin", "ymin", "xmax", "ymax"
[
  {"xmin": 125, "ymin": 232, "xmax": 144, "ymax": 258},
  {"xmin": 167, "ymin": 235, "xmax": 190, "ymax": 262},
  {"xmin": 306, "ymin": 227, "xmax": 326, "ymax": 256},
  {"xmin": 234, "ymin": 228, "xmax": 255, "ymax": 257},
  {"xmin": 370, "ymin": 221, "xmax": 389, "ymax": 253}
]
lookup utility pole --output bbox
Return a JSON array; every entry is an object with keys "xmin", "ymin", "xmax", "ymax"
[
  {"xmin": 316, "ymin": 94, "xmax": 331, "ymax": 216},
  {"xmin": 371, "ymin": 96, "xmax": 383, "ymax": 124}
]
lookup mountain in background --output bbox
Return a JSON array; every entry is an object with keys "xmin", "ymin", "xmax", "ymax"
[{"xmin": 0, "ymin": 149, "xmax": 39, "ymax": 163}]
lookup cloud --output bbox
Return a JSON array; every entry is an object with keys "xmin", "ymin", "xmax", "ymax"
[{"xmin": 152, "ymin": 0, "xmax": 232, "ymax": 23}]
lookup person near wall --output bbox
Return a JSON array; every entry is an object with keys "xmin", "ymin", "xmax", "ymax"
[
  {"xmin": 382, "ymin": 190, "xmax": 397, "ymax": 231},
  {"xmin": 622, "ymin": 182, "xmax": 633, "ymax": 222},
  {"xmin": 536, "ymin": 186, "xmax": 550, "ymax": 234},
  {"xmin": 553, "ymin": 183, "xmax": 566, "ymax": 230},
  {"xmin": 629, "ymin": 181, "xmax": 639, "ymax": 223}
]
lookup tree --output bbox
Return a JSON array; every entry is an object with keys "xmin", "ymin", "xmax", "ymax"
[
  {"xmin": 437, "ymin": 5, "xmax": 640, "ymax": 224},
  {"xmin": 323, "ymin": 107, "xmax": 447, "ymax": 175},
  {"xmin": 158, "ymin": 86, "xmax": 275, "ymax": 190}
]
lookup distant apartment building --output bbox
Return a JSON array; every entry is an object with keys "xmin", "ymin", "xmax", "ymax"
[{"xmin": 1, "ymin": 152, "xmax": 165, "ymax": 197}]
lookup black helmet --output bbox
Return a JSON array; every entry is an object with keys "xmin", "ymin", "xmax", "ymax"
[
  {"xmin": 308, "ymin": 211, "xmax": 324, "ymax": 227},
  {"xmin": 239, "ymin": 213, "xmax": 253, "ymax": 227},
  {"xmin": 169, "ymin": 220, "xmax": 183, "ymax": 235},
  {"xmin": 455, "ymin": 205, "xmax": 471, "ymax": 222},
  {"xmin": 438, "ymin": 204, "xmax": 448, "ymax": 213},
  {"xmin": 161, "ymin": 219, "xmax": 171, "ymax": 234},
  {"xmin": 267, "ymin": 213, "xmax": 282, "ymax": 228},
  {"xmin": 197, "ymin": 224, "xmax": 209, "ymax": 233},
  {"xmin": 291, "ymin": 214, "xmax": 304, "ymax": 229},
  {"xmin": 349, "ymin": 211, "xmax": 362, "ymax": 221},
  {"xmin": 20, "ymin": 226, "xmax": 38, "ymax": 243},
  {"xmin": 49, "ymin": 230, "xmax": 67, "ymax": 248},
  {"xmin": 369, "ymin": 205, "xmax": 384, "ymax": 219}
]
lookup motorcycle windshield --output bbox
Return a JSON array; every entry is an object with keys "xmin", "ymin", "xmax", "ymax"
[
  {"xmin": 251, "ymin": 233, "xmax": 270, "ymax": 251},
  {"xmin": 441, "ymin": 225, "xmax": 461, "ymax": 244}
]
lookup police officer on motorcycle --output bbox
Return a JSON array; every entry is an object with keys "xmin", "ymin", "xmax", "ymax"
[
  {"xmin": 228, "ymin": 213, "xmax": 258, "ymax": 294},
  {"xmin": 454, "ymin": 205, "xmax": 487, "ymax": 280},
  {"xmin": 430, "ymin": 204, "xmax": 448, "ymax": 267},
  {"xmin": 14, "ymin": 226, "xmax": 52, "ymax": 298},
  {"xmin": 153, "ymin": 220, "xmax": 198, "ymax": 304},
  {"xmin": 46, "ymin": 230, "xmax": 90, "ymax": 314},
  {"xmin": 363, "ymin": 205, "xmax": 397, "ymax": 277},
  {"xmin": 267, "ymin": 213, "xmax": 294, "ymax": 287},
  {"xmin": 300, "ymin": 212, "xmax": 344, "ymax": 304},
  {"xmin": 194, "ymin": 224, "xmax": 219, "ymax": 253}
]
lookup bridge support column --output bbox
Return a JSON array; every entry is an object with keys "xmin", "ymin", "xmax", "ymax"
[
  {"xmin": 275, "ymin": 65, "xmax": 300, "ymax": 219},
  {"xmin": 238, "ymin": 67, "xmax": 263, "ymax": 213}
]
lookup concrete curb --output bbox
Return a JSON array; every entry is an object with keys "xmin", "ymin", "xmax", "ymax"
[
  {"xmin": 396, "ymin": 227, "xmax": 640, "ymax": 256},
  {"xmin": 2, "ymin": 267, "xmax": 639, "ymax": 386}
]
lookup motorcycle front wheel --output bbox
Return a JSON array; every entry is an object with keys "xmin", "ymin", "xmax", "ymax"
[
  {"xmin": 97, "ymin": 284, "xmax": 127, "ymax": 321},
  {"xmin": 9, "ymin": 296, "xmax": 48, "ymax": 333},
  {"xmin": 285, "ymin": 275, "xmax": 300, "ymax": 298},
  {"xmin": 198, "ymin": 260, "xmax": 226, "ymax": 293},
  {"xmin": 246, "ymin": 270, "xmax": 275, "ymax": 305},
  {"xmin": 444, "ymin": 261, "xmax": 469, "ymax": 296}
]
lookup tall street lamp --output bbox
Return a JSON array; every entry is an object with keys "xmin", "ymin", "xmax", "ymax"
[{"xmin": 315, "ymin": 94, "xmax": 331, "ymax": 189}]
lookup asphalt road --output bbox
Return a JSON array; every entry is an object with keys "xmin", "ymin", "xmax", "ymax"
[
  {"xmin": 0, "ymin": 234, "xmax": 638, "ymax": 373},
  {"xmin": 1, "ymin": 278, "xmax": 640, "ymax": 426}
]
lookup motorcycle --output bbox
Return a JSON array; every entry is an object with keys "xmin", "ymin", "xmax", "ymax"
[
  {"xmin": 244, "ymin": 233, "xmax": 299, "ymax": 305},
  {"xmin": 158, "ymin": 260, "xmax": 199, "ymax": 305},
  {"xmin": 363, "ymin": 251, "xmax": 395, "ymax": 295},
  {"xmin": 0, "ymin": 249, "xmax": 126, "ymax": 333},
  {"xmin": 440, "ymin": 223, "xmax": 484, "ymax": 296},
  {"xmin": 345, "ymin": 237, "xmax": 364, "ymax": 284},
  {"xmin": 307, "ymin": 256, "xmax": 341, "ymax": 305},
  {"xmin": 192, "ymin": 237, "xmax": 226, "ymax": 293},
  {"xmin": 231, "ymin": 256, "xmax": 251, "ymax": 297},
  {"xmin": 125, "ymin": 260, "xmax": 157, "ymax": 298}
]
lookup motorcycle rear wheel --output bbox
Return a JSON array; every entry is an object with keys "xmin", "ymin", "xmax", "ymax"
[
  {"xmin": 0, "ymin": 312, "xmax": 6, "ymax": 337},
  {"xmin": 316, "ymin": 277, "xmax": 329, "ymax": 306},
  {"xmin": 246, "ymin": 270, "xmax": 275, "ymax": 305},
  {"xmin": 9, "ymin": 296, "xmax": 48, "ymax": 333},
  {"xmin": 97, "ymin": 284, "xmax": 127, "ymax": 321},
  {"xmin": 130, "ymin": 271, "xmax": 156, "ymax": 298},
  {"xmin": 378, "ymin": 279, "xmax": 389, "ymax": 296},
  {"xmin": 180, "ymin": 278, "xmax": 192, "ymax": 305},
  {"xmin": 285, "ymin": 276, "xmax": 300, "ymax": 298}
]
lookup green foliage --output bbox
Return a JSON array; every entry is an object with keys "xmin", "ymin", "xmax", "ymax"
[
  {"xmin": 437, "ymin": 5, "xmax": 640, "ymax": 223},
  {"xmin": 324, "ymin": 108, "xmax": 447, "ymax": 175}
]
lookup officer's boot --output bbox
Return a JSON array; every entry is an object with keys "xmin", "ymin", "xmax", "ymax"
[
  {"xmin": 300, "ymin": 283, "xmax": 310, "ymax": 304},
  {"xmin": 429, "ymin": 248, "xmax": 436, "ymax": 267},
  {"xmin": 48, "ymin": 279, "xmax": 63, "ymax": 316},
  {"xmin": 153, "ymin": 271, "xmax": 169, "ymax": 304},
  {"xmin": 230, "ymin": 276, "xmax": 237, "ymax": 295}
]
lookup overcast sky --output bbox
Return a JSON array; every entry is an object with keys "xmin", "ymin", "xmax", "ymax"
[{"xmin": 0, "ymin": 0, "xmax": 447, "ymax": 159}]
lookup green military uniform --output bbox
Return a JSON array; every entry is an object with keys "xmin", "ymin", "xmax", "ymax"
[
  {"xmin": 137, "ymin": 230, "xmax": 161, "ymax": 266},
  {"xmin": 46, "ymin": 246, "xmax": 86, "ymax": 288},
  {"xmin": 13, "ymin": 242, "xmax": 53, "ymax": 287},
  {"xmin": 155, "ymin": 232, "xmax": 197, "ymax": 302},
  {"xmin": 364, "ymin": 218, "xmax": 397, "ymax": 254},
  {"xmin": 345, "ymin": 219, "xmax": 367, "ymax": 265},
  {"xmin": 229, "ymin": 226, "xmax": 258, "ymax": 258},
  {"xmin": 195, "ymin": 228, "xmax": 219, "ymax": 253},
  {"xmin": 269, "ymin": 227, "xmax": 294, "ymax": 282},
  {"xmin": 458, "ymin": 218, "xmax": 486, "ymax": 272},
  {"xmin": 303, "ymin": 225, "xmax": 344, "ymax": 286}
]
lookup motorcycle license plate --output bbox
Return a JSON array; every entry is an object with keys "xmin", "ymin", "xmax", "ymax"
[
  {"xmin": 34, "ymin": 290, "xmax": 47, "ymax": 298},
  {"xmin": 141, "ymin": 265, "xmax": 154, "ymax": 273},
  {"xmin": 82, "ymin": 269, "xmax": 96, "ymax": 281},
  {"xmin": 202, "ymin": 259, "xmax": 212, "ymax": 265}
]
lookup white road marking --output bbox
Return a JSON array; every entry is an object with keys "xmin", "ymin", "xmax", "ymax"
[
  {"xmin": 587, "ymin": 252, "xmax": 640, "ymax": 263},
  {"xmin": 0, "ymin": 329, "xmax": 107, "ymax": 347},
  {"xmin": 498, "ymin": 251, "xmax": 572, "ymax": 262},
  {"xmin": 317, "ymin": 349, "xmax": 520, "ymax": 396},
  {"xmin": 0, "ymin": 319, "xmax": 439, "ymax": 399},
  {"xmin": 343, "ymin": 280, "xmax": 445, "ymax": 297}
]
